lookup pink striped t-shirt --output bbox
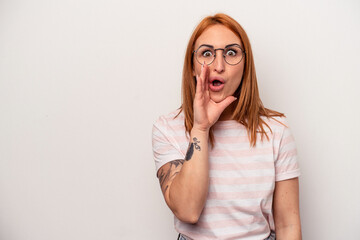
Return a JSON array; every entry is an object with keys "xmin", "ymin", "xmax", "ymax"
[{"xmin": 152, "ymin": 109, "xmax": 300, "ymax": 240}]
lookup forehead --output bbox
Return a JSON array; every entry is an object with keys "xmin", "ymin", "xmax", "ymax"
[{"xmin": 194, "ymin": 24, "xmax": 242, "ymax": 49}]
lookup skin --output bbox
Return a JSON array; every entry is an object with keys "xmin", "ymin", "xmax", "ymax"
[
  {"xmin": 157, "ymin": 24, "xmax": 301, "ymax": 239},
  {"xmin": 192, "ymin": 24, "xmax": 245, "ymax": 121},
  {"xmin": 273, "ymin": 178, "xmax": 302, "ymax": 239}
]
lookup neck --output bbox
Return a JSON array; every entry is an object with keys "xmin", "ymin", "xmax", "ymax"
[{"xmin": 218, "ymin": 102, "xmax": 237, "ymax": 121}]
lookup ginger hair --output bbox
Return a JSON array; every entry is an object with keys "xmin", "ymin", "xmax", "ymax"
[{"xmin": 177, "ymin": 13, "xmax": 285, "ymax": 147}]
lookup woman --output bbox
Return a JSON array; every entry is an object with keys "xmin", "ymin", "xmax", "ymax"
[{"xmin": 152, "ymin": 13, "xmax": 301, "ymax": 240}]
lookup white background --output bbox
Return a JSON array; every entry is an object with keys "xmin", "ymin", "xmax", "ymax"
[{"xmin": 0, "ymin": 0, "xmax": 359, "ymax": 239}]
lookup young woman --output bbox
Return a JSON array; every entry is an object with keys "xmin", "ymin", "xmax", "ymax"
[{"xmin": 152, "ymin": 13, "xmax": 301, "ymax": 240}]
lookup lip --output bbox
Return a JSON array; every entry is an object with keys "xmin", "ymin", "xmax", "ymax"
[{"xmin": 208, "ymin": 76, "xmax": 225, "ymax": 92}]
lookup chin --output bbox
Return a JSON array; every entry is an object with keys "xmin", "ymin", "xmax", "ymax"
[{"xmin": 210, "ymin": 93, "xmax": 226, "ymax": 103}]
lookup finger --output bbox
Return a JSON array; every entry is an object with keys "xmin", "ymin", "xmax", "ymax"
[
  {"xmin": 200, "ymin": 63, "xmax": 205, "ymax": 92},
  {"xmin": 216, "ymin": 96, "xmax": 238, "ymax": 113},
  {"xmin": 195, "ymin": 74, "xmax": 203, "ymax": 96},
  {"xmin": 204, "ymin": 64, "xmax": 209, "ymax": 91}
]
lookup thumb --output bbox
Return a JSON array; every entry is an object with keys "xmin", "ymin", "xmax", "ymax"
[{"xmin": 216, "ymin": 96, "xmax": 237, "ymax": 112}]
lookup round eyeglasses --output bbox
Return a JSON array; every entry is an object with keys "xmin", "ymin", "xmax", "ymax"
[{"xmin": 193, "ymin": 44, "xmax": 245, "ymax": 66}]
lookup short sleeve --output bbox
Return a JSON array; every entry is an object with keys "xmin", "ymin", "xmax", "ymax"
[
  {"xmin": 274, "ymin": 119, "xmax": 301, "ymax": 181},
  {"xmin": 152, "ymin": 118, "xmax": 184, "ymax": 177}
]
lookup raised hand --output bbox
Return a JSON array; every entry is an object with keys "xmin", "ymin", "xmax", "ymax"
[{"xmin": 193, "ymin": 64, "xmax": 237, "ymax": 132}]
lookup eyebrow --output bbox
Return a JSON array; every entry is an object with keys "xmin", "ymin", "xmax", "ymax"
[{"xmin": 197, "ymin": 43, "xmax": 242, "ymax": 49}]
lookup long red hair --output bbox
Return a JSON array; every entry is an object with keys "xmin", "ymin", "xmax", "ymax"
[{"xmin": 177, "ymin": 13, "xmax": 285, "ymax": 147}]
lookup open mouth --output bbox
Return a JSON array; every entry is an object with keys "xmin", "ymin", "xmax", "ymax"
[
  {"xmin": 209, "ymin": 77, "xmax": 225, "ymax": 92},
  {"xmin": 212, "ymin": 80, "xmax": 223, "ymax": 86}
]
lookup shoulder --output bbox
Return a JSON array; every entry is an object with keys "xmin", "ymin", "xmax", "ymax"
[
  {"xmin": 154, "ymin": 109, "xmax": 183, "ymax": 126},
  {"xmin": 153, "ymin": 109, "xmax": 185, "ymax": 134},
  {"xmin": 260, "ymin": 115, "xmax": 291, "ymax": 133}
]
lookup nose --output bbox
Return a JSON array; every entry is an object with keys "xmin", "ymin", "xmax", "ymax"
[{"xmin": 212, "ymin": 53, "xmax": 225, "ymax": 73}]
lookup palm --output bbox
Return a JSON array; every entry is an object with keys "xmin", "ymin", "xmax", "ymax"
[{"xmin": 193, "ymin": 65, "xmax": 236, "ymax": 131}]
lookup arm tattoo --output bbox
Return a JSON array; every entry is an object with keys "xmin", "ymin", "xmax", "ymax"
[
  {"xmin": 157, "ymin": 138, "xmax": 201, "ymax": 194},
  {"xmin": 157, "ymin": 159, "xmax": 184, "ymax": 194},
  {"xmin": 185, "ymin": 137, "xmax": 201, "ymax": 161}
]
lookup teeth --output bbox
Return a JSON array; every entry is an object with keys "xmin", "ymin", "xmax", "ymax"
[{"xmin": 213, "ymin": 81, "xmax": 222, "ymax": 86}]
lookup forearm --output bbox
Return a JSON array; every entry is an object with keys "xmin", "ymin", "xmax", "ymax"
[
  {"xmin": 276, "ymin": 224, "xmax": 302, "ymax": 240},
  {"xmin": 273, "ymin": 178, "xmax": 302, "ymax": 240},
  {"xmin": 162, "ymin": 63, "xmax": 236, "ymax": 223},
  {"xmin": 169, "ymin": 127, "xmax": 209, "ymax": 223}
]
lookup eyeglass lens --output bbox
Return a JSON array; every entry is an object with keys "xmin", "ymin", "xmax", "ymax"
[{"xmin": 195, "ymin": 45, "xmax": 244, "ymax": 65}]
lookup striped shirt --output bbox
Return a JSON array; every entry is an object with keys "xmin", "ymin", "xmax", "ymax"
[{"xmin": 152, "ymin": 109, "xmax": 300, "ymax": 240}]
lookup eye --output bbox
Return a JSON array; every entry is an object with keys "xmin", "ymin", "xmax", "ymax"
[
  {"xmin": 225, "ymin": 49, "xmax": 237, "ymax": 56},
  {"xmin": 202, "ymin": 50, "xmax": 213, "ymax": 58}
]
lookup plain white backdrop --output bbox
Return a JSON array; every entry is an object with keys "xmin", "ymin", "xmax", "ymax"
[{"xmin": 0, "ymin": 0, "xmax": 359, "ymax": 239}]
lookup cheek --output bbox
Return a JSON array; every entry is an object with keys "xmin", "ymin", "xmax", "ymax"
[
  {"xmin": 227, "ymin": 79, "xmax": 242, "ymax": 92},
  {"xmin": 229, "ymin": 65, "xmax": 245, "ymax": 89},
  {"xmin": 234, "ymin": 64, "xmax": 245, "ymax": 80},
  {"xmin": 193, "ymin": 63, "xmax": 201, "ymax": 76}
]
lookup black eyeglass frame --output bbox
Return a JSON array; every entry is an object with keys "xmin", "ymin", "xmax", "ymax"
[{"xmin": 192, "ymin": 43, "xmax": 246, "ymax": 66}]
